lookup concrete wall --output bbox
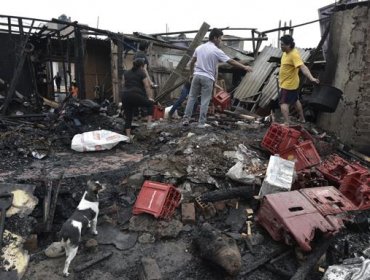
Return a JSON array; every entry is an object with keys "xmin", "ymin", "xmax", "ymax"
[{"xmin": 317, "ymin": 5, "xmax": 370, "ymax": 155}]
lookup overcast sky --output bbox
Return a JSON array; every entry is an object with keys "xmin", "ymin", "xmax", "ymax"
[{"xmin": 2, "ymin": 0, "xmax": 335, "ymax": 49}]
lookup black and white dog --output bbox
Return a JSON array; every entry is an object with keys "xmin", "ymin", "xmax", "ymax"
[{"xmin": 60, "ymin": 180, "xmax": 104, "ymax": 276}]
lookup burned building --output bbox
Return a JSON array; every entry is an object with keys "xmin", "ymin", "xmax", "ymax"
[
  {"xmin": 0, "ymin": 2, "xmax": 370, "ymax": 280},
  {"xmin": 316, "ymin": 3, "xmax": 370, "ymax": 154}
]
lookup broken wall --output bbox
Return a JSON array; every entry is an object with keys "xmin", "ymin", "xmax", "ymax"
[
  {"xmin": 317, "ymin": 5, "xmax": 370, "ymax": 154},
  {"xmin": 0, "ymin": 33, "xmax": 34, "ymax": 96}
]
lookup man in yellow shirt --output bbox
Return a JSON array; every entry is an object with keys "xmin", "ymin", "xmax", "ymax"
[{"xmin": 279, "ymin": 35, "xmax": 319, "ymax": 124}]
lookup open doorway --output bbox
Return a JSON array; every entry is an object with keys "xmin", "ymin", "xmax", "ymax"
[{"xmin": 51, "ymin": 62, "xmax": 75, "ymax": 93}]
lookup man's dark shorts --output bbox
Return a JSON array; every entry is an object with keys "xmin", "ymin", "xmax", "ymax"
[{"xmin": 279, "ymin": 88, "xmax": 299, "ymax": 105}]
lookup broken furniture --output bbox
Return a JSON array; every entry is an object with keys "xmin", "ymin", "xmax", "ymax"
[
  {"xmin": 132, "ymin": 180, "xmax": 181, "ymax": 219},
  {"xmin": 256, "ymin": 186, "xmax": 357, "ymax": 251}
]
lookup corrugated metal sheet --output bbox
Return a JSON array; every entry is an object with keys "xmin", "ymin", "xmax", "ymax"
[
  {"xmin": 234, "ymin": 46, "xmax": 282, "ymax": 100},
  {"xmin": 258, "ymin": 68, "xmax": 279, "ymax": 108},
  {"xmin": 258, "ymin": 48, "xmax": 312, "ymax": 108}
]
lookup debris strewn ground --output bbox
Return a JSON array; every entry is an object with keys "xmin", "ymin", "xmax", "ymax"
[{"xmin": 0, "ymin": 109, "xmax": 369, "ymax": 280}]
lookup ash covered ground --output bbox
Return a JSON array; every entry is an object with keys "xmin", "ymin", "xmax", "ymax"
[{"xmin": 1, "ymin": 108, "xmax": 370, "ymax": 280}]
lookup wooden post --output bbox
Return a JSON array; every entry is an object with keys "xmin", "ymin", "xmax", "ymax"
[
  {"xmin": 111, "ymin": 41, "xmax": 120, "ymax": 104},
  {"xmin": 156, "ymin": 22, "xmax": 210, "ymax": 102},
  {"xmin": 58, "ymin": 32, "xmax": 68, "ymax": 94},
  {"xmin": 74, "ymin": 27, "xmax": 86, "ymax": 99}
]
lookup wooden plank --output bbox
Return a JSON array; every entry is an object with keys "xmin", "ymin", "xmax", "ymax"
[{"xmin": 156, "ymin": 22, "xmax": 210, "ymax": 102}]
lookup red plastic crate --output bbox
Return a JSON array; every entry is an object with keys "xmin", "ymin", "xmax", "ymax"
[
  {"xmin": 317, "ymin": 155, "xmax": 350, "ymax": 185},
  {"xmin": 339, "ymin": 172, "xmax": 370, "ymax": 210},
  {"xmin": 152, "ymin": 105, "xmax": 164, "ymax": 120},
  {"xmin": 280, "ymin": 140, "xmax": 321, "ymax": 171},
  {"xmin": 212, "ymin": 91, "xmax": 231, "ymax": 112},
  {"xmin": 317, "ymin": 154, "xmax": 368, "ymax": 185},
  {"xmin": 300, "ymin": 186, "xmax": 357, "ymax": 215},
  {"xmin": 261, "ymin": 123, "xmax": 302, "ymax": 154},
  {"xmin": 133, "ymin": 180, "xmax": 181, "ymax": 219},
  {"xmin": 256, "ymin": 189, "xmax": 343, "ymax": 252}
]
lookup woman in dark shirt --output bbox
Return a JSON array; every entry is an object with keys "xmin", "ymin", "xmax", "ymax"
[{"xmin": 122, "ymin": 58, "xmax": 155, "ymax": 138}]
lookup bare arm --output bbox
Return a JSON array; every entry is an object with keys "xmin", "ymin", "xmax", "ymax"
[
  {"xmin": 300, "ymin": 64, "xmax": 320, "ymax": 84},
  {"xmin": 143, "ymin": 77, "xmax": 154, "ymax": 100},
  {"xmin": 227, "ymin": 59, "xmax": 253, "ymax": 72},
  {"xmin": 143, "ymin": 64, "xmax": 154, "ymax": 85}
]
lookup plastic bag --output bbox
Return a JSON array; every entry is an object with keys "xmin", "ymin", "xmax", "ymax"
[{"xmin": 71, "ymin": 130, "xmax": 129, "ymax": 152}]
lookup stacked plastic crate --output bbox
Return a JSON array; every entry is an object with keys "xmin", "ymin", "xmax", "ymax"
[{"xmin": 261, "ymin": 123, "xmax": 321, "ymax": 171}]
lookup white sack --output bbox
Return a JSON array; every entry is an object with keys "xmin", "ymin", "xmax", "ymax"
[{"xmin": 71, "ymin": 130, "xmax": 129, "ymax": 152}]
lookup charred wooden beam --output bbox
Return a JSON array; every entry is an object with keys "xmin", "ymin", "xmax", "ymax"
[
  {"xmin": 165, "ymin": 37, "xmax": 268, "ymax": 43},
  {"xmin": 240, "ymin": 247, "xmax": 288, "ymax": 276},
  {"xmin": 151, "ymin": 27, "xmax": 258, "ymax": 36},
  {"xmin": 73, "ymin": 251, "xmax": 113, "ymax": 273},
  {"xmin": 26, "ymin": 54, "xmax": 42, "ymax": 111},
  {"xmin": 45, "ymin": 172, "xmax": 64, "ymax": 232},
  {"xmin": 74, "ymin": 27, "xmax": 86, "ymax": 99},
  {"xmin": 43, "ymin": 171, "xmax": 52, "ymax": 225},
  {"xmin": 1, "ymin": 19, "xmax": 35, "ymax": 115},
  {"xmin": 58, "ymin": 32, "xmax": 69, "ymax": 94},
  {"xmin": 290, "ymin": 237, "xmax": 334, "ymax": 280},
  {"xmin": 200, "ymin": 186, "xmax": 255, "ymax": 203}
]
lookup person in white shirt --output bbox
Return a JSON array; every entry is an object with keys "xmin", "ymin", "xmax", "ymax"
[{"xmin": 182, "ymin": 28, "xmax": 253, "ymax": 127}]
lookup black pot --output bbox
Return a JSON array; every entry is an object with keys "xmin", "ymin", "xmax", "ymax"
[{"xmin": 309, "ymin": 85, "xmax": 343, "ymax": 113}]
